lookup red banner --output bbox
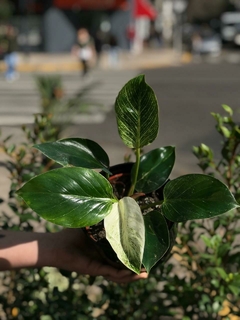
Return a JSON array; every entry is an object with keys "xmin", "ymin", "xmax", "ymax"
[
  {"xmin": 134, "ymin": 0, "xmax": 157, "ymax": 20},
  {"xmin": 54, "ymin": 0, "xmax": 128, "ymax": 10}
]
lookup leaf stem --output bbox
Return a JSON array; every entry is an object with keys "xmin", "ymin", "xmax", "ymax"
[{"xmin": 128, "ymin": 147, "xmax": 141, "ymax": 196}]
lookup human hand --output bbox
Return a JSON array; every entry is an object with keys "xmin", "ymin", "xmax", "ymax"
[
  {"xmin": 45, "ymin": 229, "xmax": 148, "ymax": 284},
  {"xmin": 1, "ymin": 229, "xmax": 148, "ymax": 283}
]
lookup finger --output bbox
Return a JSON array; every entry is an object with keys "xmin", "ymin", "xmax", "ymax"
[
  {"xmin": 106, "ymin": 273, "xmax": 148, "ymax": 283},
  {"xmin": 104, "ymin": 269, "xmax": 148, "ymax": 283}
]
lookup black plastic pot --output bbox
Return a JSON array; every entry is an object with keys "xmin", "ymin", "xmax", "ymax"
[{"xmin": 84, "ymin": 162, "xmax": 177, "ymax": 271}]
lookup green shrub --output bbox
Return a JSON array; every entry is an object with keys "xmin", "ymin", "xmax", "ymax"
[
  {"xmin": 35, "ymin": 75, "xmax": 64, "ymax": 112},
  {"xmin": 159, "ymin": 105, "xmax": 240, "ymax": 319}
]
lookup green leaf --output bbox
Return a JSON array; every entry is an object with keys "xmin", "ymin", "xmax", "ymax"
[
  {"xmin": 217, "ymin": 243, "xmax": 231, "ymax": 258},
  {"xmin": 215, "ymin": 267, "xmax": 228, "ymax": 280},
  {"xmin": 115, "ymin": 74, "xmax": 159, "ymax": 149},
  {"xmin": 201, "ymin": 235, "xmax": 212, "ymax": 248},
  {"xmin": 142, "ymin": 210, "xmax": 170, "ymax": 273},
  {"xmin": 220, "ymin": 126, "xmax": 231, "ymax": 138},
  {"xmin": 135, "ymin": 146, "xmax": 175, "ymax": 193},
  {"xmin": 211, "ymin": 279, "xmax": 220, "ymax": 288},
  {"xmin": 200, "ymin": 143, "xmax": 214, "ymax": 159},
  {"xmin": 34, "ymin": 138, "xmax": 111, "ymax": 174},
  {"xmin": 213, "ymin": 219, "xmax": 220, "ymax": 230},
  {"xmin": 162, "ymin": 174, "xmax": 239, "ymax": 222},
  {"xmin": 104, "ymin": 197, "xmax": 145, "ymax": 274},
  {"xmin": 222, "ymin": 104, "xmax": 233, "ymax": 116},
  {"xmin": 229, "ymin": 285, "xmax": 240, "ymax": 296},
  {"xmin": 17, "ymin": 167, "xmax": 117, "ymax": 227}
]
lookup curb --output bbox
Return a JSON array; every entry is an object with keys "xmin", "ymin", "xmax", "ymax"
[
  {"xmin": 0, "ymin": 57, "xmax": 80, "ymax": 73},
  {"xmin": 0, "ymin": 50, "xmax": 192, "ymax": 73}
]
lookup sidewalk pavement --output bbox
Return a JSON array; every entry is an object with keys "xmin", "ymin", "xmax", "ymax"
[{"xmin": 0, "ymin": 48, "xmax": 192, "ymax": 73}]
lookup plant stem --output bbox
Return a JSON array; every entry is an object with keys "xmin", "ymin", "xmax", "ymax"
[
  {"xmin": 128, "ymin": 147, "xmax": 141, "ymax": 196},
  {"xmin": 226, "ymin": 140, "xmax": 239, "ymax": 188},
  {"xmin": 140, "ymin": 200, "xmax": 163, "ymax": 211}
]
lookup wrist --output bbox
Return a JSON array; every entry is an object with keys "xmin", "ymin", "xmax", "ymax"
[
  {"xmin": 37, "ymin": 230, "xmax": 75, "ymax": 271},
  {"xmin": 0, "ymin": 229, "xmax": 82, "ymax": 272},
  {"xmin": 0, "ymin": 230, "xmax": 40, "ymax": 270},
  {"xmin": 36, "ymin": 232, "xmax": 62, "ymax": 269}
]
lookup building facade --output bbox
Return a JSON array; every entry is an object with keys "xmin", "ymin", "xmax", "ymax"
[{"xmin": 8, "ymin": 0, "xmax": 156, "ymax": 52}]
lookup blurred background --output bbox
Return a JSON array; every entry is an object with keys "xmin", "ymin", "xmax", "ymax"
[
  {"xmin": 1, "ymin": 0, "xmax": 240, "ymax": 55},
  {"xmin": 1, "ymin": 1, "xmax": 240, "ymax": 319},
  {"xmin": 1, "ymin": 0, "xmax": 240, "ymax": 54}
]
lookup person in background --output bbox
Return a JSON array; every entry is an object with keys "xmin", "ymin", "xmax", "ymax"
[
  {"xmin": 126, "ymin": 24, "xmax": 136, "ymax": 53},
  {"xmin": 93, "ymin": 29, "xmax": 104, "ymax": 67},
  {"xmin": 72, "ymin": 28, "xmax": 95, "ymax": 77},
  {"xmin": 0, "ymin": 24, "xmax": 19, "ymax": 82},
  {"xmin": 0, "ymin": 228, "xmax": 148, "ymax": 283},
  {"xmin": 107, "ymin": 33, "xmax": 119, "ymax": 68},
  {"xmin": 191, "ymin": 31, "xmax": 203, "ymax": 61}
]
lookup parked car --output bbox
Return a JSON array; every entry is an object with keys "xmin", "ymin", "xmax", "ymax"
[
  {"xmin": 192, "ymin": 34, "xmax": 222, "ymax": 56},
  {"xmin": 183, "ymin": 23, "xmax": 222, "ymax": 56}
]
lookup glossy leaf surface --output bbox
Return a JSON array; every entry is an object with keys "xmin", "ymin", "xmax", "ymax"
[
  {"xmin": 143, "ymin": 210, "xmax": 170, "ymax": 273},
  {"xmin": 17, "ymin": 167, "xmax": 116, "ymax": 227},
  {"xmin": 104, "ymin": 197, "xmax": 145, "ymax": 274},
  {"xmin": 34, "ymin": 138, "xmax": 111, "ymax": 174},
  {"xmin": 134, "ymin": 146, "xmax": 175, "ymax": 193},
  {"xmin": 115, "ymin": 74, "xmax": 159, "ymax": 149},
  {"xmin": 162, "ymin": 174, "xmax": 239, "ymax": 222}
]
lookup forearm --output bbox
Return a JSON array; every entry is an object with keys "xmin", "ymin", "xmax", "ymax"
[
  {"xmin": 0, "ymin": 229, "xmax": 148, "ymax": 282},
  {"xmin": 0, "ymin": 230, "xmax": 58, "ymax": 271}
]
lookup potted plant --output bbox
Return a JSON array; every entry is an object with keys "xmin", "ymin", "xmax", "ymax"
[{"xmin": 17, "ymin": 75, "xmax": 239, "ymax": 275}]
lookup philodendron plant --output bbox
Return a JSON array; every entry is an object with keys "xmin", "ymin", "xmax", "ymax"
[{"xmin": 17, "ymin": 75, "xmax": 239, "ymax": 274}]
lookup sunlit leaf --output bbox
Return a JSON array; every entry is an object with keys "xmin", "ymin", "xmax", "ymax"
[
  {"xmin": 222, "ymin": 104, "xmax": 233, "ymax": 116},
  {"xmin": 115, "ymin": 74, "xmax": 159, "ymax": 149},
  {"xmin": 17, "ymin": 167, "xmax": 116, "ymax": 227}
]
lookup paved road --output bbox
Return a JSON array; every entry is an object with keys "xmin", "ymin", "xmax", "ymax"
[
  {"xmin": 0, "ymin": 68, "xmax": 139, "ymax": 147},
  {"xmin": 64, "ymin": 61, "xmax": 240, "ymax": 177},
  {"xmin": 144, "ymin": 62, "xmax": 240, "ymax": 176},
  {"xmin": 0, "ymin": 69, "xmax": 138, "ymax": 126}
]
